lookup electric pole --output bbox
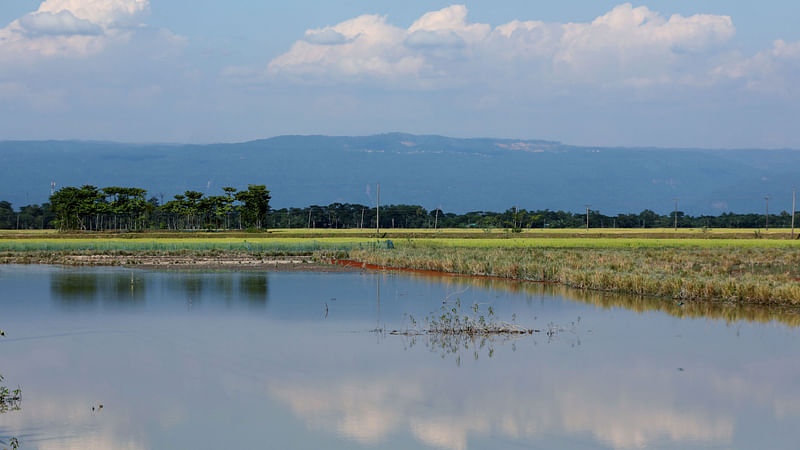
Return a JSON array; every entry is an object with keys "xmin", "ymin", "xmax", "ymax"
[
  {"xmin": 673, "ymin": 198, "xmax": 679, "ymax": 231},
  {"xmin": 765, "ymin": 196, "xmax": 770, "ymax": 230},
  {"xmin": 376, "ymin": 183, "xmax": 380, "ymax": 235},
  {"xmin": 792, "ymin": 188, "xmax": 797, "ymax": 239},
  {"xmin": 585, "ymin": 204, "xmax": 591, "ymax": 230}
]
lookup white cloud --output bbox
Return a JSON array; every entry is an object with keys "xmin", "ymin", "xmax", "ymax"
[
  {"xmin": 0, "ymin": 0, "xmax": 152, "ymax": 60},
  {"xmin": 268, "ymin": 14, "xmax": 426, "ymax": 83},
  {"xmin": 405, "ymin": 30, "xmax": 465, "ymax": 49},
  {"xmin": 716, "ymin": 39, "xmax": 800, "ymax": 94},
  {"xmin": 36, "ymin": 0, "xmax": 150, "ymax": 28},
  {"xmin": 266, "ymin": 3, "xmax": 742, "ymax": 90},
  {"xmin": 407, "ymin": 4, "xmax": 490, "ymax": 45},
  {"xmin": 303, "ymin": 28, "xmax": 353, "ymax": 45},
  {"xmin": 18, "ymin": 10, "xmax": 103, "ymax": 36}
]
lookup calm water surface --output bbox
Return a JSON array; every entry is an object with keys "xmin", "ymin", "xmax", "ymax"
[{"xmin": 1, "ymin": 265, "xmax": 799, "ymax": 449}]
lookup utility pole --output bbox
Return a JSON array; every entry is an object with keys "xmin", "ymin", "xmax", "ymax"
[
  {"xmin": 585, "ymin": 204, "xmax": 591, "ymax": 230},
  {"xmin": 376, "ymin": 183, "xmax": 380, "ymax": 235},
  {"xmin": 307, "ymin": 208, "xmax": 312, "ymax": 229},
  {"xmin": 673, "ymin": 198, "xmax": 679, "ymax": 231},
  {"xmin": 360, "ymin": 208, "xmax": 365, "ymax": 230},
  {"xmin": 792, "ymin": 188, "xmax": 797, "ymax": 239},
  {"xmin": 765, "ymin": 196, "xmax": 770, "ymax": 230}
]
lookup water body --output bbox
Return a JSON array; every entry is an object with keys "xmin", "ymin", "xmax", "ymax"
[{"xmin": 0, "ymin": 265, "xmax": 799, "ymax": 450}]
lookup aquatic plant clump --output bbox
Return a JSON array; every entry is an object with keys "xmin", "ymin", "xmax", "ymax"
[
  {"xmin": 385, "ymin": 300, "xmax": 577, "ymax": 363},
  {"xmin": 0, "ymin": 331, "xmax": 22, "ymax": 416},
  {"xmin": 0, "ymin": 375, "xmax": 21, "ymax": 415},
  {"xmin": 392, "ymin": 299, "xmax": 535, "ymax": 337},
  {"xmin": 0, "ymin": 330, "xmax": 21, "ymax": 450}
]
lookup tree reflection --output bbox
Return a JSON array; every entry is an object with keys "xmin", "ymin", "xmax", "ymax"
[
  {"xmin": 50, "ymin": 272, "xmax": 98, "ymax": 306},
  {"xmin": 238, "ymin": 274, "xmax": 268, "ymax": 308},
  {"xmin": 49, "ymin": 270, "xmax": 271, "ymax": 310},
  {"xmin": 50, "ymin": 271, "xmax": 145, "ymax": 308}
]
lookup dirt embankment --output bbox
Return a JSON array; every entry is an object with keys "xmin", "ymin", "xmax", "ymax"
[{"xmin": 0, "ymin": 251, "xmax": 357, "ymax": 272}]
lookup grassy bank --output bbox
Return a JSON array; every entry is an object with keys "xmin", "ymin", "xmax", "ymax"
[
  {"xmin": 2, "ymin": 230, "xmax": 799, "ymax": 306},
  {"xmin": 345, "ymin": 246, "xmax": 800, "ymax": 306}
]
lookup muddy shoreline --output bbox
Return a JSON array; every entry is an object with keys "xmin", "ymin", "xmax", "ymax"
[{"xmin": 0, "ymin": 252, "xmax": 358, "ymax": 272}]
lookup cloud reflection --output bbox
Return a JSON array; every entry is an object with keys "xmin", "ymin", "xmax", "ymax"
[{"xmin": 268, "ymin": 364, "xmax": 765, "ymax": 450}]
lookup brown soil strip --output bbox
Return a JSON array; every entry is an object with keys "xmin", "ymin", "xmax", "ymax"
[{"xmin": 0, "ymin": 253, "xmax": 358, "ymax": 272}]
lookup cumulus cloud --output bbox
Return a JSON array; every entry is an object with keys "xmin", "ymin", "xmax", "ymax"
[
  {"xmin": 405, "ymin": 30, "xmax": 465, "ymax": 49},
  {"xmin": 36, "ymin": 0, "xmax": 150, "ymax": 28},
  {"xmin": 716, "ymin": 39, "xmax": 800, "ymax": 94},
  {"xmin": 407, "ymin": 4, "xmax": 490, "ymax": 44},
  {"xmin": 0, "ymin": 0, "xmax": 152, "ymax": 60},
  {"xmin": 268, "ymin": 14, "xmax": 425, "ymax": 82},
  {"xmin": 260, "ymin": 2, "xmax": 799, "ymax": 93},
  {"xmin": 303, "ymin": 28, "xmax": 353, "ymax": 45},
  {"xmin": 18, "ymin": 10, "xmax": 103, "ymax": 36}
]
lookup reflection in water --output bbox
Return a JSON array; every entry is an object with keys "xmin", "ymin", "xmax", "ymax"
[
  {"xmin": 269, "ymin": 367, "xmax": 743, "ymax": 450},
  {"xmin": 1, "ymin": 393, "xmax": 145, "ymax": 450},
  {"xmin": 400, "ymin": 273, "xmax": 800, "ymax": 328},
  {"xmin": 50, "ymin": 271, "xmax": 145, "ymax": 308},
  {"xmin": 239, "ymin": 274, "xmax": 268, "ymax": 307},
  {"xmin": 2, "ymin": 266, "xmax": 797, "ymax": 449},
  {"xmin": 49, "ymin": 270, "xmax": 269, "ymax": 310},
  {"xmin": 389, "ymin": 300, "xmax": 582, "ymax": 364},
  {"xmin": 399, "ymin": 322, "xmax": 581, "ymax": 365},
  {"xmin": 268, "ymin": 354, "xmax": 800, "ymax": 450}
]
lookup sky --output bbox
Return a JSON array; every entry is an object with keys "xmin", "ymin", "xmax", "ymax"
[{"xmin": 0, "ymin": 0, "xmax": 799, "ymax": 148}]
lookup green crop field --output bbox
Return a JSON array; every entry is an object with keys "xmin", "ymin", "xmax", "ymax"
[{"xmin": 1, "ymin": 234, "xmax": 799, "ymax": 251}]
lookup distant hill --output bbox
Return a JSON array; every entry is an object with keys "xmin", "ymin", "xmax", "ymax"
[{"xmin": 0, "ymin": 133, "xmax": 797, "ymax": 214}]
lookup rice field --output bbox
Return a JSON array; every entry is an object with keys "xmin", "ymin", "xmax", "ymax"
[
  {"xmin": 1, "ymin": 226, "xmax": 800, "ymax": 251},
  {"xmin": 2, "ymin": 227, "xmax": 798, "ymax": 240}
]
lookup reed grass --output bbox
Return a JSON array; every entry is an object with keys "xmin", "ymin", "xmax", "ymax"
[
  {"xmin": 346, "ymin": 246, "xmax": 800, "ymax": 306},
  {"xmin": 408, "ymin": 238, "xmax": 800, "ymax": 248}
]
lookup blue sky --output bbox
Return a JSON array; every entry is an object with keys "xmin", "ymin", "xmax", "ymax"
[{"xmin": 1, "ymin": 1, "xmax": 799, "ymax": 148}]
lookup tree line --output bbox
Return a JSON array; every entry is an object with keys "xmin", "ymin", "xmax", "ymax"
[{"xmin": 0, "ymin": 185, "xmax": 796, "ymax": 230}]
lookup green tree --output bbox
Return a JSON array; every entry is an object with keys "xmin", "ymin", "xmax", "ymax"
[
  {"xmin": 50, "ymin": 186, "xmax": 100, "ymax": 230},
  {"xmin": 235, "ymin": 185, "xmax": 271, "ymax": 229},
  {"xmin": 103, "ymin": 187, "xmax": 147, "ymax": 230}
]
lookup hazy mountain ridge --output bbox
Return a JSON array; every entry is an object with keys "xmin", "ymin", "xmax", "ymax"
[{"xmin": 1, "ymin": 134, "xmax": 797, "ymax": 215}]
